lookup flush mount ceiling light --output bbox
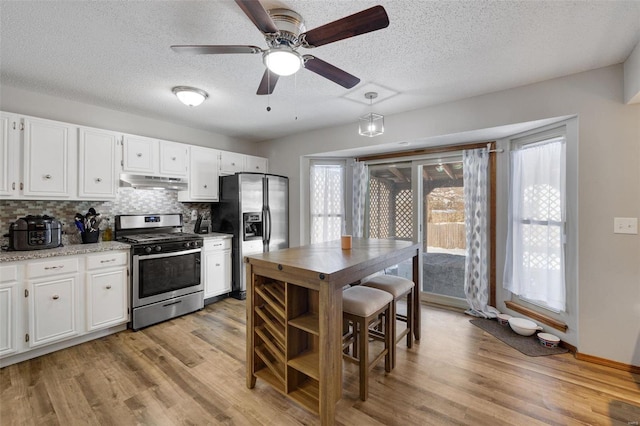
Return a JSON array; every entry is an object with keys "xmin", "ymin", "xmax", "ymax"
[
  {"xmin": 359, "ymin": 92, "xmax": 384, "ymax": 137},
  {"xmin": 263, "ymin": 46, "xmax": 302, "ymax": 76},
  {"xmin": 172, "ymin": 86, "xmax": 209, "ymax": 107}
]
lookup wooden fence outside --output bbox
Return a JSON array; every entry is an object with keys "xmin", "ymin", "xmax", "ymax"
[{"xmin": 426, "ymin": 223, "xmax": 466, "ymax": 249}]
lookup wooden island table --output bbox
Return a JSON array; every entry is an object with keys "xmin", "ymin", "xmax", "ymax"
[{"xmin": 244, "ymin": 238, "xmax": 421, "ymax": 425}]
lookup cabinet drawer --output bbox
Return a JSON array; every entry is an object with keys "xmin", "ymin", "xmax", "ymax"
[
  {"xmin": 0, "ymin": 265, "xmax": 18, "ymax": 283},
  {"xmin": 86, "ymin": 251, "xmax": 128, "ymax": 270},
  {"xmin": 27, "ymin": 257, "xmax": 79, "ymax": 278},
  {"xmin": 205, "ymin": 238, "xmax": 231, "ymax": 250}
]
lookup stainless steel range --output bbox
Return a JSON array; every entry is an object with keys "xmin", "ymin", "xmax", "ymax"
[{"xmin": 115, "ymin": 213, "xmax": 203, "ymax": 330}]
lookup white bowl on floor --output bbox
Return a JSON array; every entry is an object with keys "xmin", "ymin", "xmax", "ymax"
[{"xmin": 508, "ymin": 317, "xmax": 543, "ymax": 336}]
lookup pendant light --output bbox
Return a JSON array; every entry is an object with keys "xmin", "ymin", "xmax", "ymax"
[
  {"xmin": 358, "ymin": 92, "xmax": 384, "ymax": 137},
  {"xmin": 172, "ymin": 86, "xmax": 209, "ymax": 107}
]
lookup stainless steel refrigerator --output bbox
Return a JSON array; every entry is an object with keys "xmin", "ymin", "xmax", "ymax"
[{"xmin": 211, "ymin": 173, "xmax": 289, "ymax": 299}]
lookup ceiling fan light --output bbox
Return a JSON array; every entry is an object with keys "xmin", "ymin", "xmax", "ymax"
[
  {"xmin": 263, "ymin": 48, "xmax": 302, "ymax": 76},
  {"xmin": 172, "ymin": 86, "xmax": 209, "ymax": 107},
  {"xmin": 359, "ymin": 112, "xmax": 384, "ymax": 137}
]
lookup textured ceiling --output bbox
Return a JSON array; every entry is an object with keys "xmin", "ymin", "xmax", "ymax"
[{"xmin": 1, "ymin": 1, "xmax": 639, "ymax": 142}]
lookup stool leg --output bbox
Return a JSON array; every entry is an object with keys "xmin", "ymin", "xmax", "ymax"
[
  {"xmin": 384, "ymin": 304, "xmax": 392, "ymax": 373},
  {"xmin": 359, "ymin": 317, "xmax": 368, "ymax": 401},
  {"xmin": 406, "ymin": 288, "xmax": 413, "ymax": 349},
  {"xmin": 389, "ymin": 301, "xmax": 397, "ymax": 369}
]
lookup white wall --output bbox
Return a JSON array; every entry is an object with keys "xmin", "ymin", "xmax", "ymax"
[
  {"xmin": 624, "ymin": 41, "xmax": 640, "ymax": 104},
  {"xmin": 258, "ymin": 64, "xmax": 640, "ymax": 366},
  {"xmin": 0, "ymin": 85, "xmax": 256, "ymax": 154}
]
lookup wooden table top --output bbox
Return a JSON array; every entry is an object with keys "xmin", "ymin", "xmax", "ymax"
[{"xmin": 245, "ymin": 238, "xmax": 420, "ymax": 285}]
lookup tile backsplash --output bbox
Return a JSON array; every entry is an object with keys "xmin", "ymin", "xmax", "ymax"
[{"xmin": 1, "ymin": 188, "xmax": 211, "ymax": 246}]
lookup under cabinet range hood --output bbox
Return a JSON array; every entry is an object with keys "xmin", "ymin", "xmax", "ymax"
[{"xmin": 119, "ymin": 174, "xmax": 188, "ymax": 190}]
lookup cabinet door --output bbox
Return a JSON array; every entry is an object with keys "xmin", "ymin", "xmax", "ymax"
[
  {"xmin": 244, "ymin": 155, "xmax": 268, "ymax": 173},
  {"xmin": 204, "ymin": 248, "xmax": 232, "ymax": 298},
  {"xmin": 0, "ymin": 265, "xmax": 19, "ymax": 357},
  {"xmin": 78, "ymin": 127, "xmax": 119, "ymax": 199},
  {"xmin": 0, "ymin": 112, "xmax": 19, "ymax": 197},
  {"xmin": 122, "ymin": 135, "xmax": 157, "ymax": 174},
  {"xmin": 22, "ymin": 117, "xmax": 76, "ymax": 197},
  {"xmin": 28, "ymin": 275, "xmax": 78, "ymax": 347},
  {"xmin": 86, "ymin": 268, "xmax": 128, "ymax": 331},
  {"xmin": 189, "ymin": 146, "xmax": 219, "ymax": 200},
  {"xmin": 220, "ymin": 151, "xmax": 244, "ymax": 175},
  {"xmin": 159, "ymin": 140, "xmax": 188, "ymax": 177}
]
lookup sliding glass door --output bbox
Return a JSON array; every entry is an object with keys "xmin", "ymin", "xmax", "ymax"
[{"xmin": 365, "ymin": 154, "xmax": 473, "ymax": 308}]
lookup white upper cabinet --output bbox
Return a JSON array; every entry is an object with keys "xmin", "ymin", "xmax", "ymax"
[
  {"xmin": 244, "ymin": 155, "xmax": 268, "ymax": 173},
  {"xmin": 123, "ymin": 135, "xmax": 188, "ymax": 178},
  {"xmin": 78, "ymin": 127, "xmax": 120, "ymax": 199},
  {"xmin": 122, "ymin": 134, "xmax": 157, "ymax": 174},
  {"xmin": 22, "ymin": 117, "xmax": 77, "ymax": 198},
  {"xmin": 159, "ymin": 140, "xmax": 188, "ymax": 177},
  {"xmin": 0, "ymin": 112, "xmax": 19, "ymax": 197},
  {"xmin": 179, "ymin": 145, "xmax": 219, "ymax": 201},
  {"xmin": 219, "ymin": 151, "xmax": 245, "ymax": 175}
]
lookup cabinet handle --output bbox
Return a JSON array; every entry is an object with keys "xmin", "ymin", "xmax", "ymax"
[
  {"xmin": 171, "ymin": 156, "xmax": 176, "ymax": 161},
  {"xmin": 12, "ymin": 182, "xmax": 15, "ymax": 190},
  {"xmin": 52, "ymin": 295, "xmax": 60, "ymax": 300},
  {"xmin": 256, "ymin": 166, "xmax": 259, "ymax": 170},
  {"xmin": 231, "ymin": 162, "xmax": 235, "ymax": 166},
  {"xmin": 45, "ymin": 265, "xmax": 64, "ymax": 270},
  {"xmin": 203, "ymin": 184, "xmax": 208, "ymax": 189},
  {"xmin": 100, "ymin": 259, "xmax": 116, "ymax": 263},
  {"xmin": 44, "ymin": 174, "xmax": 52, "ymax": 180},
  {"xmin": 95, "ymin": 177, "xmax": 102, "ymax": 182},
  {"xmin": 136, "ymin": 152, "xmax": 142, "ymax": 157},
  {"xmin": 106, "ymin": 285, "xmax": 112, "ymax": 290},
  {"xmin": 215, "ymin": 263, "xmax": 220, "ymax": 267}
]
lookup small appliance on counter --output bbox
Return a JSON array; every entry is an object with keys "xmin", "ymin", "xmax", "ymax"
[
  {"xmin": 8, "ymin": 215, "xmax": 63, "ymax": 251},
  {"xmin": 194, "ymin": 213, "xmax": 211, "ymax": 234}
]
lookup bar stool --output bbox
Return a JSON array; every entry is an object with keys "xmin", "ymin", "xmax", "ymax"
[
  {"xmin": 342, "ymin": 286, "xmax": 393, "ymax": 401},
  {"xmin": 361, "ymin": 274, "xmax": 415, "ymax": 368}
]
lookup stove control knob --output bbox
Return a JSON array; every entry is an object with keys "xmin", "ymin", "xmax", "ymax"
[
  {"xmin": 144, "ymin": 246, "xmax": 152, "ymax": 254},
  {"xmin": 183, "ymin": 242, "xmax": 192, "ymax": 248},
  {"xmin": 192, "ymin": 241, "xmax": 199, "ymax": 248},
  {"xmin": 154, "ymin": 245, "xmax": 162, "ymax": 252}
]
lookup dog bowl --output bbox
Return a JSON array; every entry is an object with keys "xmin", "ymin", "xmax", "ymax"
[
  {"xmin": 496, "ymin": 313, "xmax": 512, "ymax": 325},
  {"xmin": 508, "ymin": 317, "xmax": 543, "ymax": 336},
  {"xmin": 537, "ymin": 332, "xmax": 560, "ymax": 348}
]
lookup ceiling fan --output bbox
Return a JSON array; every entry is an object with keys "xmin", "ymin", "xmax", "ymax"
[{"xmin": 171, "ymin": 0, "xmax": 390, "ymax": 95}]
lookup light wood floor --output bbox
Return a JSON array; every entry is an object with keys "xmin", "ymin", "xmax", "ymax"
[{"xmin": 2, "ymin": 298, "xmax": 639, "ymax": 425}]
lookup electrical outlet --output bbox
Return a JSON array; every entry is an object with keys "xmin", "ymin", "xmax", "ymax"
[
  {"xmin": 191, "ymin": 210, "xmax": 198, "ymax": 221},
  {"xmin": 613, "ymin": 217, "xmax": 638, "ymax": 234}
]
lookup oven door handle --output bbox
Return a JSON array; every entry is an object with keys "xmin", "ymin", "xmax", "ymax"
[{"xmin": 133, "ymin": 247, "xmax": 201, "ymax": 261}]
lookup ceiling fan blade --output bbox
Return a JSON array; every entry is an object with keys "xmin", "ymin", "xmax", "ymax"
[
  {"xmin": 257, "ymin": 69, "xmax": 279, "ymax": 95},
  {"xmin": 303, "ymin": 55, "xmax": 360, "ymax": 89},
  {"xmin": 235, "ymin": 0, "xmax": 279, "ymax": 34},
  {"xmin": 171, "ymin": 45, "xmax": 262, "ymax": 55},
  {"xmin": 301, "ymin": 5, "xmax": 389, "ymax": 48}
]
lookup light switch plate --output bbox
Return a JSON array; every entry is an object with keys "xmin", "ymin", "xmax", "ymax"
[{"xmin": 614, "ymin": 217, "xmax": 638, "ymax": 234}]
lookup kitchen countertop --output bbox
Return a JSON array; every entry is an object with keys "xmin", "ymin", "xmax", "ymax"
[{"xmin": 0, "ymin": 241, "xmax": 131, "ymax": 263}]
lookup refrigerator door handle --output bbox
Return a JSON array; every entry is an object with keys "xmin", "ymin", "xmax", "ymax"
[{"xmin": 266, "ymin": 206, "xmax": 272, "ymax": 245}]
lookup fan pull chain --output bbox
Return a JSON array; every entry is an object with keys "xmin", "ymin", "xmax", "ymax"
[{"xmin": 266, "ymin": 70, "xmax": 271, "ymax": 112}]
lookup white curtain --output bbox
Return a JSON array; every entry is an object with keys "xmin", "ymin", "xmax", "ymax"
[
  {"xmin": 352, "ymin": 161, "xmax": 368, "ymax": 238},
  {"xmin": 310, "ymin": 163, "xmax": 345, "ymax": 244},
  {"xmin": 503, "ymin": 139, "xmax": 566, "ymax": 312},
  {"xmin": 463, "ymin": 148, "xmax": 494, "ymax": 318}
]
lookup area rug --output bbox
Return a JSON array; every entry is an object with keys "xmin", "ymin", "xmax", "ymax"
[{"xmin": 470, "ymin": 318, "xmax": 569, "ymax": 357}]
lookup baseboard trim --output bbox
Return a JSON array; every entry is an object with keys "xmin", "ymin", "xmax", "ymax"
[{"xmin": 575, "ymin": 352, "xmax": 640, "ymax": 374}]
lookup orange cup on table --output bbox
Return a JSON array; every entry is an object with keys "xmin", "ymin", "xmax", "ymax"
[{"xmin": 341, "ymin": 235, "xmax": 352, "ymax": 250}]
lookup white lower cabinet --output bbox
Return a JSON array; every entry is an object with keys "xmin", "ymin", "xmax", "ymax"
[
  {"xmin": 0, "ymin": 250, "xmax": 130, "ymax": 366},
  {"xmin": 28, "ymin": 275, "xmax": 79, "ymax": 348},
  {"xmin": 0, "ymin": 265, "xmax": 19, "ymax": 357},
  {"xmin": 203, "ymin": 238, "xmax": 232, "ymax": 300},
  {"xmin": 86, "ymin": 252, "xmax": 128, "ymax": 331}
]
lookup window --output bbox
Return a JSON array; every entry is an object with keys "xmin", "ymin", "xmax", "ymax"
[
  {"xmin": 310, "ymin": 161, "xmax": 345, "ymax": 244},
  {"xmin": 503, "ymin": 134, "xmax": 566, "ymax": 312}
]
